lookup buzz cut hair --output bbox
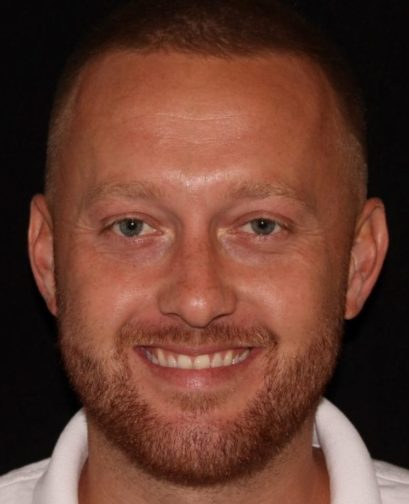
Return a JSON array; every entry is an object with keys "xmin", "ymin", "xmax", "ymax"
[{"xmin": 46, "ymin": 0, "xmax": 367, "ymax": 201}]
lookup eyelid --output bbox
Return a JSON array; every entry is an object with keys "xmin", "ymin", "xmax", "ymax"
[{"xmin": 101, "ymin": 211, "xmax": 158, "ymax": 229}]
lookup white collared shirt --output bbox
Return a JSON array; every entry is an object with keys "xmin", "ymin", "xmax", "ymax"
[{"xmin": 1, "ymin": 399, "xmax": 408, "ymax": 503}]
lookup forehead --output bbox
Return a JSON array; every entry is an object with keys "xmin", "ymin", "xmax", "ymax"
[
  {"xmin": 56, "ymin": 50, "xmax": 351, "ymax": 217},
  {"xmin": 72, "ymin": 50, "xmax": 339, "ymax": 136}
]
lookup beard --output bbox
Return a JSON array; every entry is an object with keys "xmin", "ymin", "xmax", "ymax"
[{"xmin": 58, "ymin": 301, "xmax": 343, "ymax": 487}]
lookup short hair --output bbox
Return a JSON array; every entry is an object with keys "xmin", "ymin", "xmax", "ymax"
[{"xmin": 46, "ymin": 0, "xmax": 367, "ymax": 201}]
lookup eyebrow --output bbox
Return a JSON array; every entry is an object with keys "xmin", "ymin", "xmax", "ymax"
[
  {"xmin": 85, "ymin": 181, "xmax": 164, "ymax": 206},
  {"xmin": 229, "ymin": 182, "xmax": 315, "ymax": 210},
  {"xmin": 83, "ymin": 179, "xmax": 314, "ymax": 212}
]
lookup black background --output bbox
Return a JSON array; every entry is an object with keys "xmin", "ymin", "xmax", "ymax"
[{"xmin": 1, "ymin": 0, "xmax": 408, "ymax": 474}]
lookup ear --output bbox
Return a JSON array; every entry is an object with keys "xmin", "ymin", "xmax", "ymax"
[
  {"xmin": 345, "ymin": 198, "xmax": 389, "ymax": 319},
  {"xmin": 28, "ymin": 194, "xmax": 58, "ymax": 316}
]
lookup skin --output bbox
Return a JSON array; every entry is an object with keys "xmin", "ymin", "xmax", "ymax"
[{"xmin": 28, "ymin": 51, "xmax": 388, "ymax": 504}]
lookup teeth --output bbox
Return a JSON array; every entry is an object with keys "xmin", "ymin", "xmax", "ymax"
[
  {"xmin": 211, "ymin": 352, "xmax": 223, "ymax": 368},
  {"xmin": 193, "ymin": 354, "xmax": 211, "ymax": 370},
  {"xmin": 157, "ymin": 348, "xmax": 167, "ymax": 367},
  {"xmin": 145, "ymin": 348, "xmax": 250, "ymax": 370},
  {"xmin": 223, "ymin": 350, "xmax": 233, "ymax": 366},
  {"xmin": 177, "ymin": 354, "xmax": 193, "ymax": 369},
  {"xmin": 233, "ymin": 349, "xmax": 250, "ymax": 364},
  {"xmin": 167, "ymin": 354, "xmax": 177, "ymax": 368}
]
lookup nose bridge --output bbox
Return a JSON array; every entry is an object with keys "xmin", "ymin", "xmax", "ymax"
[{"xmin": 157, "ymin": 232, "xmax": 236, "ymax": 327}]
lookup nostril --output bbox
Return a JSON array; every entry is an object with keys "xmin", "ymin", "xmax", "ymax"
[{"xmin": 157, "ymin": 282, "xmax": 237, "ymax": 329}]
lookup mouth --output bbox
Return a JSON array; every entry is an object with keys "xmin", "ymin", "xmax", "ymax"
[
  {"xmin": 142, "ymin": 346, "xmax": 251, "ymax": 370},
  {"xmin": 133, "ymin": 344, "xmax": 262, "ymax": 392}
]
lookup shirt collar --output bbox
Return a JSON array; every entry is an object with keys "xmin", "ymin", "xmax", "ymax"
[
  {"xmin": 314, "ymin": 398, "xmax": 382, "ymax": 504},
  {"xmin": 33, "ymin": 410, "xmax": 87, "ymax": 504}
]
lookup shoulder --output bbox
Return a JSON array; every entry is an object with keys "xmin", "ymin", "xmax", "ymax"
[
  {"xmin": 374, "ymin": 460, "xmax": 409, "ymax": 503},
  {"xmin": 0, "ymin": 459, "xmax": 49, "ymax": 504}
]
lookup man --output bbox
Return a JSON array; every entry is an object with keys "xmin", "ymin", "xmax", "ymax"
[{"xmin": 1, "ymin": 0, "xmax": 408, "ymax": 502}]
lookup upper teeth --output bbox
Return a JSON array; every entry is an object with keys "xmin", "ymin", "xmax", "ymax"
[{"xmin": 144, "ymin": 348, "xmax": 250, "ymax": 370}]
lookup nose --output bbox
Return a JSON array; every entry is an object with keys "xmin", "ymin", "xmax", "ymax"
[{"xmin": 157, "ymin": 239, "xmax": 237, "ymax": 328}]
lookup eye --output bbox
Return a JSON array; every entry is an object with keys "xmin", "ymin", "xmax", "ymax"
[
  {"xmin": 241, "ymin": 218, "xmax": 282, "ymax": 236},
  {"xmin": 112, "ymin": 218, "xmax": 155, "ymax": 238}
]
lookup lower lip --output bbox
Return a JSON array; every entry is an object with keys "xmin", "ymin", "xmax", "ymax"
[{"xmin": 133, "ymin": 346, "xmax": 261, "ymax": 390}]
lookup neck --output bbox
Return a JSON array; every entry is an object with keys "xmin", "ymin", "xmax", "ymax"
[{"xmin": 78, "ymin": 415, "xmax": 330, "ymax": 504}]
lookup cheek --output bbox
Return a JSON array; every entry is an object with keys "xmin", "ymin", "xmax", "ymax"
[
  {"xmin": 235, "ymin": 254, "xmax": 346, "ymax": 346},
  {"xmin": 55, "ymin": 243, "xmax": 162, "ymax": 345}
]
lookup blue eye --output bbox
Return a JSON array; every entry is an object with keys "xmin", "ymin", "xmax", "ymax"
[
  {"xmin": 113, "ymin": 218, "xmax": 154, "ymax": 237},
  {"xmin": 243, "ymin": 218, "xmax": 281, "ymax": 235}
]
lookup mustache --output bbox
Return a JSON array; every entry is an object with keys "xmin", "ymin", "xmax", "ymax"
[{"xmin": 118, "ymin": 321, "xmax": 278, "ymax": 348}]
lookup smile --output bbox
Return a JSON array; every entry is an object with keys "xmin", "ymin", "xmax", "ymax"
[{"xmin": 143, "ymin": 347, "xmax": 251, "ymax": 370}]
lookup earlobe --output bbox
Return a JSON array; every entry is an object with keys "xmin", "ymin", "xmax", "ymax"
[
  {"xmin": 28, "ymin": 195, "xmax": 58, "ymax": 316},
  {"xmin": 345, "ymin": 198, "xmax": 389, "ymax": 319}
]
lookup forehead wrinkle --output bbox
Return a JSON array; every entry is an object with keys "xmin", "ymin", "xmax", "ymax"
[
  {"xmin": 152, "ymin": 112, "xmax": 243, "ymax": 121},
  {"xmin": 109, "ymin": 113, "xmax": 249, "ymax": 145},
  {"xmin": 84, "ymin": 181, "xmax": 164, "ymax": 207}
]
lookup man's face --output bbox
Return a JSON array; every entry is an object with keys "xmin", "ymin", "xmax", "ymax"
[{"xmin": 40, "ymin": 52, "xmax": 359, "ymax": 484}]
